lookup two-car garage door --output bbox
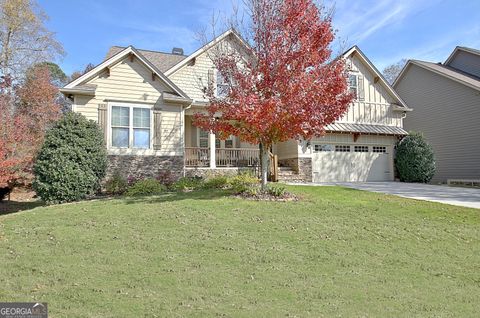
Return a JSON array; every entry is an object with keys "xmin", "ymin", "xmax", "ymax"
[{"xmin": 312, "ymin": 143, "xmax": 393, "ymax": 182}]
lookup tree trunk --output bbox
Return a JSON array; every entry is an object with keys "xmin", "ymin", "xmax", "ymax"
[{"xmin": 259, "ymin": 142, "xmax": 269, "ymax": 190}]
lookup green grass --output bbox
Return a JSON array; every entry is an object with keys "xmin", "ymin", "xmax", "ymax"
[{"xmin": 1, "ymin": 186, "xmax": 479, "ymax": 317}]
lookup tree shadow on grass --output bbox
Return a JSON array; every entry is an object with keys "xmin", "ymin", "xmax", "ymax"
[
  {"xmin": 123, "ymin": 189, "xmax": 234, "ymax": 205},
  {"xmin": 0, "ymin": 200, "xmax": 45, "ymax": 216}
]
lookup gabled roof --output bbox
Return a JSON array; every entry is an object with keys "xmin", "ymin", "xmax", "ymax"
[
  {"xmin": 105, "ymin": 46, "xmax": 187, "ymax": 73},
  {"xmin": 164, "ymin": 28, "xmax": 251, "ymax": 76},
  {"xmin": 393, "ymin": 60, "xmax": 480, "ymax": 92},
  {"xmin": 63, "ymin": 46, "xmax": 190, "ymax": 99},
  {"xmin": 343, "ymin": 46, "xmax": 411, "ymax": 111},
  {"xmin": 445, "ymin": 46, "xmax": 480, "ymax": 65}
]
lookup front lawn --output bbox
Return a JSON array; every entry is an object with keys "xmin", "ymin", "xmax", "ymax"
[{"xmin": 1, "ymin": 186, "xmax": 479, "ymax": 317}]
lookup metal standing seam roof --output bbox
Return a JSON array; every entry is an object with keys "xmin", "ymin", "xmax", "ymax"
[
  {"xmin": 325, "ymin": 123, "xmax": 408, "ymax": 135},
  {"xmin": 105, "ymin": 46, "xmax": 187, "ymax": 73}
]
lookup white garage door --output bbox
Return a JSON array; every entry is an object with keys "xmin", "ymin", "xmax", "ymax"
[{"xmin": 312, "ymin": 144, "xmax": 392, "ymax": 182}]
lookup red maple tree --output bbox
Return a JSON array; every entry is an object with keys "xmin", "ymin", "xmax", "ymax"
[
  {"xmin": 0, "ymin": 94, "xmax": 34, "ymax": 187},
  {"xmin": 0, "ymin": 66, "xmax": 61, "ymax": 188},
  {"xmin": 194, "ymin": 0, "xmax": 353, "ymax": 187}
]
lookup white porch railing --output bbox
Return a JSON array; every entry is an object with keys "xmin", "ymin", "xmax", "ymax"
[
  {"xmin": 216, "ymin": 148, "xmax": 260, "ymax": 167},
  {"xmin": 185, "ymin": 147, "xmax": 210, "ymax": 167},
  {"xmin": 185, "ymin": 147, "xmax": 260, "ymax": 168}
]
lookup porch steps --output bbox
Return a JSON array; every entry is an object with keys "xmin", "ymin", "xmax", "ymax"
[{"xmin": 277, "ymin": 166, "xmax": 304, "ymax": 183}]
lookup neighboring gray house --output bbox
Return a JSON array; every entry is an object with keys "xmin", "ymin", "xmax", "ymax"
[{"xmin": 394, "ymin": 46, "xmax": 480, "ymax": 183}]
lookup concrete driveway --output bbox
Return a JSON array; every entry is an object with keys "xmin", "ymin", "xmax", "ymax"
[{"xmin": 301, "ymin": 182, "xmax": 480, "ymax": 209}]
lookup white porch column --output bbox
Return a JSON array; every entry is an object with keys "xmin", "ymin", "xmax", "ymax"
[{"xmin": 209, "ymin": 132, "xmax": 216, "ymax": 168}]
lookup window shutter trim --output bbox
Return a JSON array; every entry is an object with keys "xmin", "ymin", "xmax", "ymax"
[
  {"xmin": 358, "ymin": 75, "xmax": 365, "ymax": 101},
  {"xmin": 207, "ymin": 69, "xmax": 214, "ymax": 92},
  {"xmin": 98, "ymin": 103, "xmax": 108, "ymax": 143},
  {"xmin": 153, "ymin": 109, "xmax": 162, "ymax": 150}
]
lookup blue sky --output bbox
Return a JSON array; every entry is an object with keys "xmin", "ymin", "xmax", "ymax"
[{"xmin": 38, "ymin": 0, "xmax": 480, "ymax": 75}]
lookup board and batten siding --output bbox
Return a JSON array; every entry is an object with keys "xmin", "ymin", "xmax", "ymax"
[
  {"xmin": 395, "ymin": 64, "xmax": 480, "ymax": 182},
  {"xmin": 338, "ymin": 54, "xmax": 404, "ymax": 127},
  {"xmin": 266, "ymin": 52, "xmax": 406, "ymax": 162},
  {"xmin": 72, "ymin": 56, "xmax": 184, "ymax": 156},
  {"xmin": 447, "ymin": 50, "xmax": 480, "ymax": 78}
]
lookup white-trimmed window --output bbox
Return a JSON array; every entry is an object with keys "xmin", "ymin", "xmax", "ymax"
[
  {"xmin": 314, "ymin": 144, "xmax": 334, "ymax": 152},
  {"xmin": 216, "ymin": 135, "xmax": 234, "ymax": 148},
  {"xmin": 348, "ymin": 74, "xmax": 358, "ymax": 98},
  {"xmin": 216, "ymin": 70, "xmax": 230, "ymax": 97},
  {"xmin": 348, "ymin": 73, "xmax": 365, "ymax": 101},
  {"xmin": 111, "ymin": 104, "xmax": 151, "ymax": 149},
  {"xmin": 199, "ymin": 129, "xmax": 209, "ymax": 148},
  {"xmin": 354, "ymin": 146, "xmax": 369, "ymax": 152},
  {"xmin": 335, "ymin": 145, "xmax": 351, "ymax": 152},
  {"xmin": 373, "ymin": 146, "xmax": 387, "ymax": 153}
]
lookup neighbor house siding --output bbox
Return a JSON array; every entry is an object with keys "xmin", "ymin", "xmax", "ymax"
[
  {"xmin": 73, "ymin": 56, "xmax": 184, "ymax": 156},
  {"xmin": 395, "ymin": 64, "xmax": 480, "ymax": 182},
  {"xmin": 447, "ymin": 50, "xmax": 480, "ymax": 78},
  {"xmin": 338, "ymin": 54, "xmax": 404, "ymax": 127}
]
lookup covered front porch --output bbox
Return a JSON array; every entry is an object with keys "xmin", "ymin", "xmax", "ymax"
[{"xmin": 184, "ymin": 115, "xmax": 260, "ymax": 169}]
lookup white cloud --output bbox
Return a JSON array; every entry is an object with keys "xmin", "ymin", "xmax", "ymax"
[
  {"xmin": 328, "ymin": 0, "xmax": 442, "ymax": 46},
  {"xmin": 374, "ymin": 22, "xmax": 480, "ymax": 70}
]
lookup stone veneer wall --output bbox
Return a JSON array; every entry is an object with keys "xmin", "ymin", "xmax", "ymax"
[
  {"xmin": 298, "ymin": 158, "xmax": 312, "ymax": 182},
  {"xmin": 185, "ymin": 167, "xmax": 257, "ymax": 179},
  {"xmin": 278, "ymin": 157, "xmax": 312, "ymax": 182},
  {"xmin": 106, "ymin": 155, "xmax": 184, "ymax": 180}
]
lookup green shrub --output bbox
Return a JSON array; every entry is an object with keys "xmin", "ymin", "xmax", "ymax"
[
  {"xmin": 203, "ymin": 175, "xmax": 229, "ymax": 189},
  {"xmin": 172, "ymin": 177, "xmax": 204, "ymax": 192},
  {"xmin": 33, "ymin": 112, "xmax": 107, "ymax": 204},
  {"xmin": 126, "ymin": 179, "xmax": 166, "ymax": 196},
  {"xmin": 105, "ymin": 171, "xmax": 128, "ymax": 195},
  {"xmin": 243, "ymin": 186, "xmax": 259, "ymax": 196},
  {"xmin": 229, "ymin": 172, "xmax": 260, "ymax": 194},
  {"xmin": 266, "ymin": 185, "xmax": 287, "ymax": 197},
  {"xmin": 395, "ymin": 132, "xmax": 436, "ymax": 183}
]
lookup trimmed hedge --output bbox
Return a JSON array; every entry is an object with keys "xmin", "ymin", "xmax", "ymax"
[
  {"xmin": 33, "ymin": 112, "xmax": 107, "ymax": 204},
  {"xmin": 126, "ymin": 179, "xmax": 166, "ymax": 196},
  {"xmin": 395, "ymin": 132, "xmax": 436, "ymax": 183}
]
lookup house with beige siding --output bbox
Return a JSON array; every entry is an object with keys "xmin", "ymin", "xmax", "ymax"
[
  {"xmin": 394, "ymin": 46, "xmax": 480, "ymax": 183},
  {"xmin": 61, "ymin": 29, "xmax": 411, "ymax": 183}
]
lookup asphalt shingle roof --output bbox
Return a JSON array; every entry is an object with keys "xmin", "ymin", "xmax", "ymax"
[
  {"xmin": 411, "ymin": 60, "xmax": 480, "ymax": 90},
  {"xmin": 105, "ymin": 46, "xmax": 187, "ymax": 73}
]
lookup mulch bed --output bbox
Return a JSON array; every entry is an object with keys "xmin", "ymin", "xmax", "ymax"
[
  {"xmin": 0, "ymin": 187, "xmax": 42, "ymax": 215},
  {"xmin": 236, "ymin": 191, "xmax": 299, "ymax": 202}
]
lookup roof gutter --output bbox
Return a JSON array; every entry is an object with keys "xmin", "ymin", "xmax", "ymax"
[
  {"xmin": 59, "ymin": 88, "xmax": 96, "ymax": 96},
  {"xmin": 392, "ymin": 104, "xmax": 413, "ymax": 112}
]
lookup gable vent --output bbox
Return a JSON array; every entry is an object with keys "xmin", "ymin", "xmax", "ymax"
[{"xmin": 172, "ymin": 47, "xmax": 184, "ymax": 55}]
